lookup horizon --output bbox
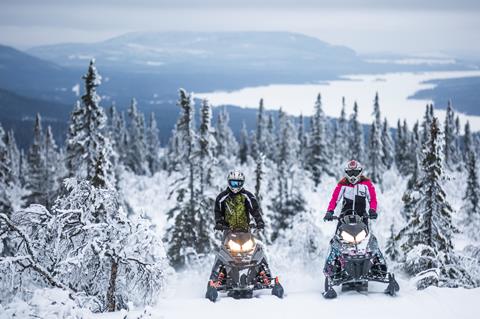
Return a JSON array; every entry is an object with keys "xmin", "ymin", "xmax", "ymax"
[{"xmin": 1, "ymin": 0, "xmax": 480, "ymax": 58}]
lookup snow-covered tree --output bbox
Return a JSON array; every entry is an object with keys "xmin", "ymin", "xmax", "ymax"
[
  {"xmin": 308, "ymin": 94, "xmax": 332, "ymax": 186},
  {"xmin": 368, "ymin": 121, "xmax": 383, "ymax": 183},
  {"xmin": 444, "ymin": 102, "xmax": 459, "ymax": 169},
  {"xmin": 385, "ymin": 224, "xmax": 401, "ymax": 262},
  {"xmin": 333, "ymin": 97, "xmax": 349, "ymax": 165},
  {"xmin": 239, "ymin": 121, "xmax": 249, "ymax": 165},
  {"xmin": 397, "ymin": 117, "xmax": 475, "ymax": 289},
  {"xmin": 461, "ymin": 121, "xmax": 480, "ymax": 237},
  {"xmin": 24, "ymin": 114, "xmax": 47, "ymax": 207},
  {"xmin": 166, "ymin": 89, "xmax": 214, "ymax": 269},
  {"xmin": 255, "ymin": 98, "xmax": 268, "ymax": 158},
  {"xmin": 146, "ymin": 112, "xmax": 161, "ymax": 174},
  {"xmin": 215, "ymin": 106, "xmax": 238, "ymax": 160},
  {"xmin": 126, "ymin": 98, "xmax": 148, "ymax": 175},
  {"xmin": 198, "ymin": 99, "xmax": 216, "ymax": 194},
  {"xmin": 349, "ymin": 101, "xmax": 364, "ymax": 162},
  {"xmin": 1, "ymin": 175, "xmax": 171, "ymax": 311},
  {"xmin": 43, "ymin": 126, "xmax": 60, "ymax": 209},
  {"xmin": 381, "ymin": 118, "xmax": 395, "ymax": 169},
  {"xmin": 66, "ymin": 60, "xmax": 112, "ymax": 184}
]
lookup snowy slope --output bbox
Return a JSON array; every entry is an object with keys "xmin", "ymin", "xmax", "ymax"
[{"xmin": 112, "ymin": 164, "xmax": 480, "ymax": 319}]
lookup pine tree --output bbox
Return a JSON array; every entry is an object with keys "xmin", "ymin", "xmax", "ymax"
[
  {"xmin": 308, "ymin": 93, "xmax": 332, "ymax": 186},
  {"xmin": 0, "ymin": 123, "xmax": 12, "ymax": 216},
  {"xmin": 270, "ymin": 113, "xmax": 304, "ymax": 241},
  {"xmin": 397, "ymin": 117, "xmax": 474, "ymax": 289},
  {"xmin": 333, "ymin": 97, "xmax": 348, "ymax": 164},
  {"xmin": 239, "ymin": 121, "xmax": 249, "ymax": 165},
  {"xmin": 463, "ymin": 121, "xmax": 473, "ymax": 163},
  {"xmin": 66, "ymin": 60, "xmax": 111, "ymax": 184},
  {"xmin": 166, "ymin": 89, "xmax": 213, "ymax": 268},
  {"xmin": 24, "ymin": 114, "xmax": 47, "ymax": 206},
  {"xmin": 462, "ymin": 121, "xmax": 480, "ymax": 237},
  {"xmin": 349, "ymin": 101, "xmax": 364, "ymax": 162},
  {"xmin": 198, "ymin": 99, "xmax": 215, "ymax": 194},
  {"xmin": 444, "ymin": 101, "xmax": 458, "ymax": 169},
  {"xmin": 126, "ymin": 98, "xmax": 148, "ymax": 175},
  {"xmin": 297, "ymin": 114, "xmax": 308, "ymax": 168},
  {"xmin": 368, "ymin": 120, "xmax": 383, "ymax": 183},
  {"xmin": 381, "ymin": 118, "xmax": 395, "ymax": 169},
  {"xmin": 214, "ymin": 106, "xmax": 238, "ymax": 160},
  {"xmin": 146, "ymin": 112, "xmax": 161, "ymax": 174},
  {"xmin": 44, "ymin": 126, "xmax": 60, "ymax": 209},
  {"xmin": 395, "ymin": 119, "xmax": 411, "ymax": 174},
  {"xmin": 255, "ymin": 99, "xmax": 268, "ymax": 158},
  {"xmin": 385, "ymin": 224, "xmax": 401, "ymax": 262},
  {"xmin": 266, "ymin": 113, "xmax": 277, "ymax": 160}
]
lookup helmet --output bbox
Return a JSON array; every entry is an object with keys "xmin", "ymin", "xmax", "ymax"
[
  {"xmin": 227, "ymin": 170, "xmax": 245, "ymax": 193},
  {"xmin": 344, "ymin": 160, "xmax": 363, "ymax": 184}
]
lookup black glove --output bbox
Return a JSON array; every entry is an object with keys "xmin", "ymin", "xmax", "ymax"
[
  {"xmin": 214, "ymin": 222, "xmax": 227, "ymax": 231},
  {"xmin": 323, "ymin": 211, "xmax": 335, "ymax": 221},
  {"xmin": 256, "ymin": 221, "xmax": 265, "ymax": 230},
  {"xmin": 369, "ymin": 209, "xmax": 378, "ymax": 220}
]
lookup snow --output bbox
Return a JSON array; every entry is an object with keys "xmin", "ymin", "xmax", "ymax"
[
  {"xmin": 194, "ymin": 70, "xmax": 480, "ymax": 131},
  {"xmin": 101, "ymin": 166, "xmax": 480, "ymax": 319}
]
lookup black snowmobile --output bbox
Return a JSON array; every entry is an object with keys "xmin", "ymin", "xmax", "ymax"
[
  {"xmin": 205, "ymin": 224, "xmax": 284, "ymax": 302},
  {"xmin": 323, "ymin": 210, "xmax": 400, "ymax": 299}
]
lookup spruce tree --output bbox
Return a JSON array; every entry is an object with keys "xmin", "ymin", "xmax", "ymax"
[
  {"xmin": 397, "ymin": 117, "xmax": 474, "ymax": 289},
  {"xmin": 24, "ymin": 114, "xmax": 47, "ymax": 206},
  {"xmin": 462, "ymin": 121, "xmax": 480, "ymax": 237},
  {"xmin": 444, "ymin": 101, "xmax": 458, "ymax": 169},
  {"xmin": 214, "ymin": 107, "xmax": 237, "ymax": 160},
  {"xmin": 0, "ymin": 123, "xmax": 12, "ymax": 216},
  {"xmin": 308, "ymin": 93, "xmax": 332, "ymax": 186},
  {"xmin": 166, "ymin": 89, "xmax": 213, "ymax": 268},
  {"xmin": 385, "ymin": 224, "xmax": 401, "ymax": 262},
  {"xmin": 381, "ymin": 118, "xmax": 395, "ymax": 169},
  {"xmin": 368, "ymin": 120, "xmax": 383, "ymax": 183},
  {"xmin": 255, "ymin": 98, "xmax": 268, "ymax": 158},
  {"xmin": 126, "ymin": 98, "xmax": 148, "ymax": 175},
  {"xmin": 66, "ymin": 60, "xmax": 111, "ymax": 183},
  {"xmin": 334, "ymin": 97, "xmax": 348, "ymax": 164},
  {"xmin": 146, "ymin": 112, "xmax": 161, "ymax": 174},
  {"xmin": 349, "ymin": 101, "xmax": 364, "ymax": 162},
  {"xmin": 44, "ymin": 126, "xmax": 60, "ymax": 209},
  {"xmin": 239, "ymin": 121, "xmax": 249, "ymax": 165}
]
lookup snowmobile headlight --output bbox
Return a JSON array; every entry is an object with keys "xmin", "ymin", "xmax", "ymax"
[
  {"xmin": 228, "ymin": 240, "xmax": 242, "ymax": 252},
  {"xmin": 341, "ymin": 231, "xmax": 355, "ymax": 243},
  {"xmin": 355, "ymin": 230, "xmax": 367, "ymax": 243},
  {"xmin": 241, "ymin": 239, "xmax": 255, "ymax": 252}
]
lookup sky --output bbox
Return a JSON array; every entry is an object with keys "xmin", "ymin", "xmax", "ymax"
[{"xmin": 1, "ymin": 0, "xmax": 479, "ymax": 57}]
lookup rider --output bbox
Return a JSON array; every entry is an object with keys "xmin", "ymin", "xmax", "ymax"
[
  {"xmin": 214, "ymin": 170, "xmax": 265, "ymax": 231},
  {"xmin": 324, "ymin": 160, "xmax": 378, "ymax": 223},
  {"xmin": 208, "ymin": 170, "xmax": 268, "ymax": 287}
]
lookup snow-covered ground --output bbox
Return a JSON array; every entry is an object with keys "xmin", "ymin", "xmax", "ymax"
[
  {"xmin": 103, "ymin": 167, "xmax": 480, "ymax": 319},
  {"xmin": 194, "ymin": 70, "xmax": 480, "ymax": 131}
]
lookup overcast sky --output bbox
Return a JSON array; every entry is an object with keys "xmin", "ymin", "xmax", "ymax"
[{"xmin": 1, "ymin": 0, "xmax": 479, "ymax": 56}]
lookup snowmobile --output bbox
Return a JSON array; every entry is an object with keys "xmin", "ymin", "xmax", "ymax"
[
  {"xmin": 323, "ymin": 210, "xmax": 400, "ymax": 299},
  {"xmin": 205, "ymin": 224, "xmax": 284, "ymax": 302}
]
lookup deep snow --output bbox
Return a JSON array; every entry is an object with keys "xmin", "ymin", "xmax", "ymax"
[{"xmin": 100, "ymin": 167, "xmax": 480, "ymax": 319}]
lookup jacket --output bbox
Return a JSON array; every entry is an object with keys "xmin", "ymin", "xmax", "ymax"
[
  {"xmin": 327, "ymin": 176, "xmax": 378, "ymax": 215},
  {"xmin": 214, "ymin": 188, "xmax": 264, "ymax": 230}
]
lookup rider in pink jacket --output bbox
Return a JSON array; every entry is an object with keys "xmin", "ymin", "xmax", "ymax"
[{"xmin": 324, "ymin": 160, "xmax": 378, "ymax": 222}]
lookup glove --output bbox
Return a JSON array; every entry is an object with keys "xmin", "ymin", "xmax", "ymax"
[
  {"xmin": 256, "ymin": 221, "xmax": 265, "ymax": 230},
  {"xmin": 369, "ymin": 209, "xmax": 378, "ymax": 220},
  {"xmin": 214, "ymin": 222, "xmax": 227, "ymax": 231},
  {"xmin": 323, "ymin": 211, "xmax": 335, "ymax": 221}
]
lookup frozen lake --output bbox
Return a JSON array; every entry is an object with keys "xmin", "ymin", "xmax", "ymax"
[{"xmin": 195, "ymin": 70, "xmax": 480, "ymax": 130}]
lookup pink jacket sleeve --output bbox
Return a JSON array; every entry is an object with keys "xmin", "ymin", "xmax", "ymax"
[
  {"xmin": 365, "ymin": 180, "xmax": 378, "ymax": 211},
  {"xmin": 327, "ymin": 183, "xmax": 343, "ymax": 212}
]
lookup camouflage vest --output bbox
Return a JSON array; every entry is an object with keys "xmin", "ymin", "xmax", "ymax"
[{"xmin": 224, "ymin": 193, "xmax": 249, "ymax": 231}]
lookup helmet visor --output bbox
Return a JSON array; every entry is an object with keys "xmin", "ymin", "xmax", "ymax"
[
  {"xmin": 229, "ymin": 180, "xmax": 244, "ymax": 188},
  {"xmin": 346, "ymin": 169, "xmax": 362, "ymax": 177}
]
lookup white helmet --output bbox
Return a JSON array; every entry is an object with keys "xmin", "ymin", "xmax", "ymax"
[
  {"xmin": 345, "ymin": 160, "xmax": 363, "ymax": 184},
  {"xmin": 227, "ymin": 170, "xmax": 245, "ymax": 193}
]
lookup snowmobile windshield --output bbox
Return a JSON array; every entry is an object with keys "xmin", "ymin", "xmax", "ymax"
[
  {"xmin": 224, "ymin": 232, "xmax": 256, "ymax": 253},
  {"xmin": 228, "ymin": 180, "xmax": 244, "ymax": 188}
]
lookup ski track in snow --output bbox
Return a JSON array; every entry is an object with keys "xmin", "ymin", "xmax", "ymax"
[{"xmin": 110, "ymin": 168, "xmax": 480, "ymax": 319}]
